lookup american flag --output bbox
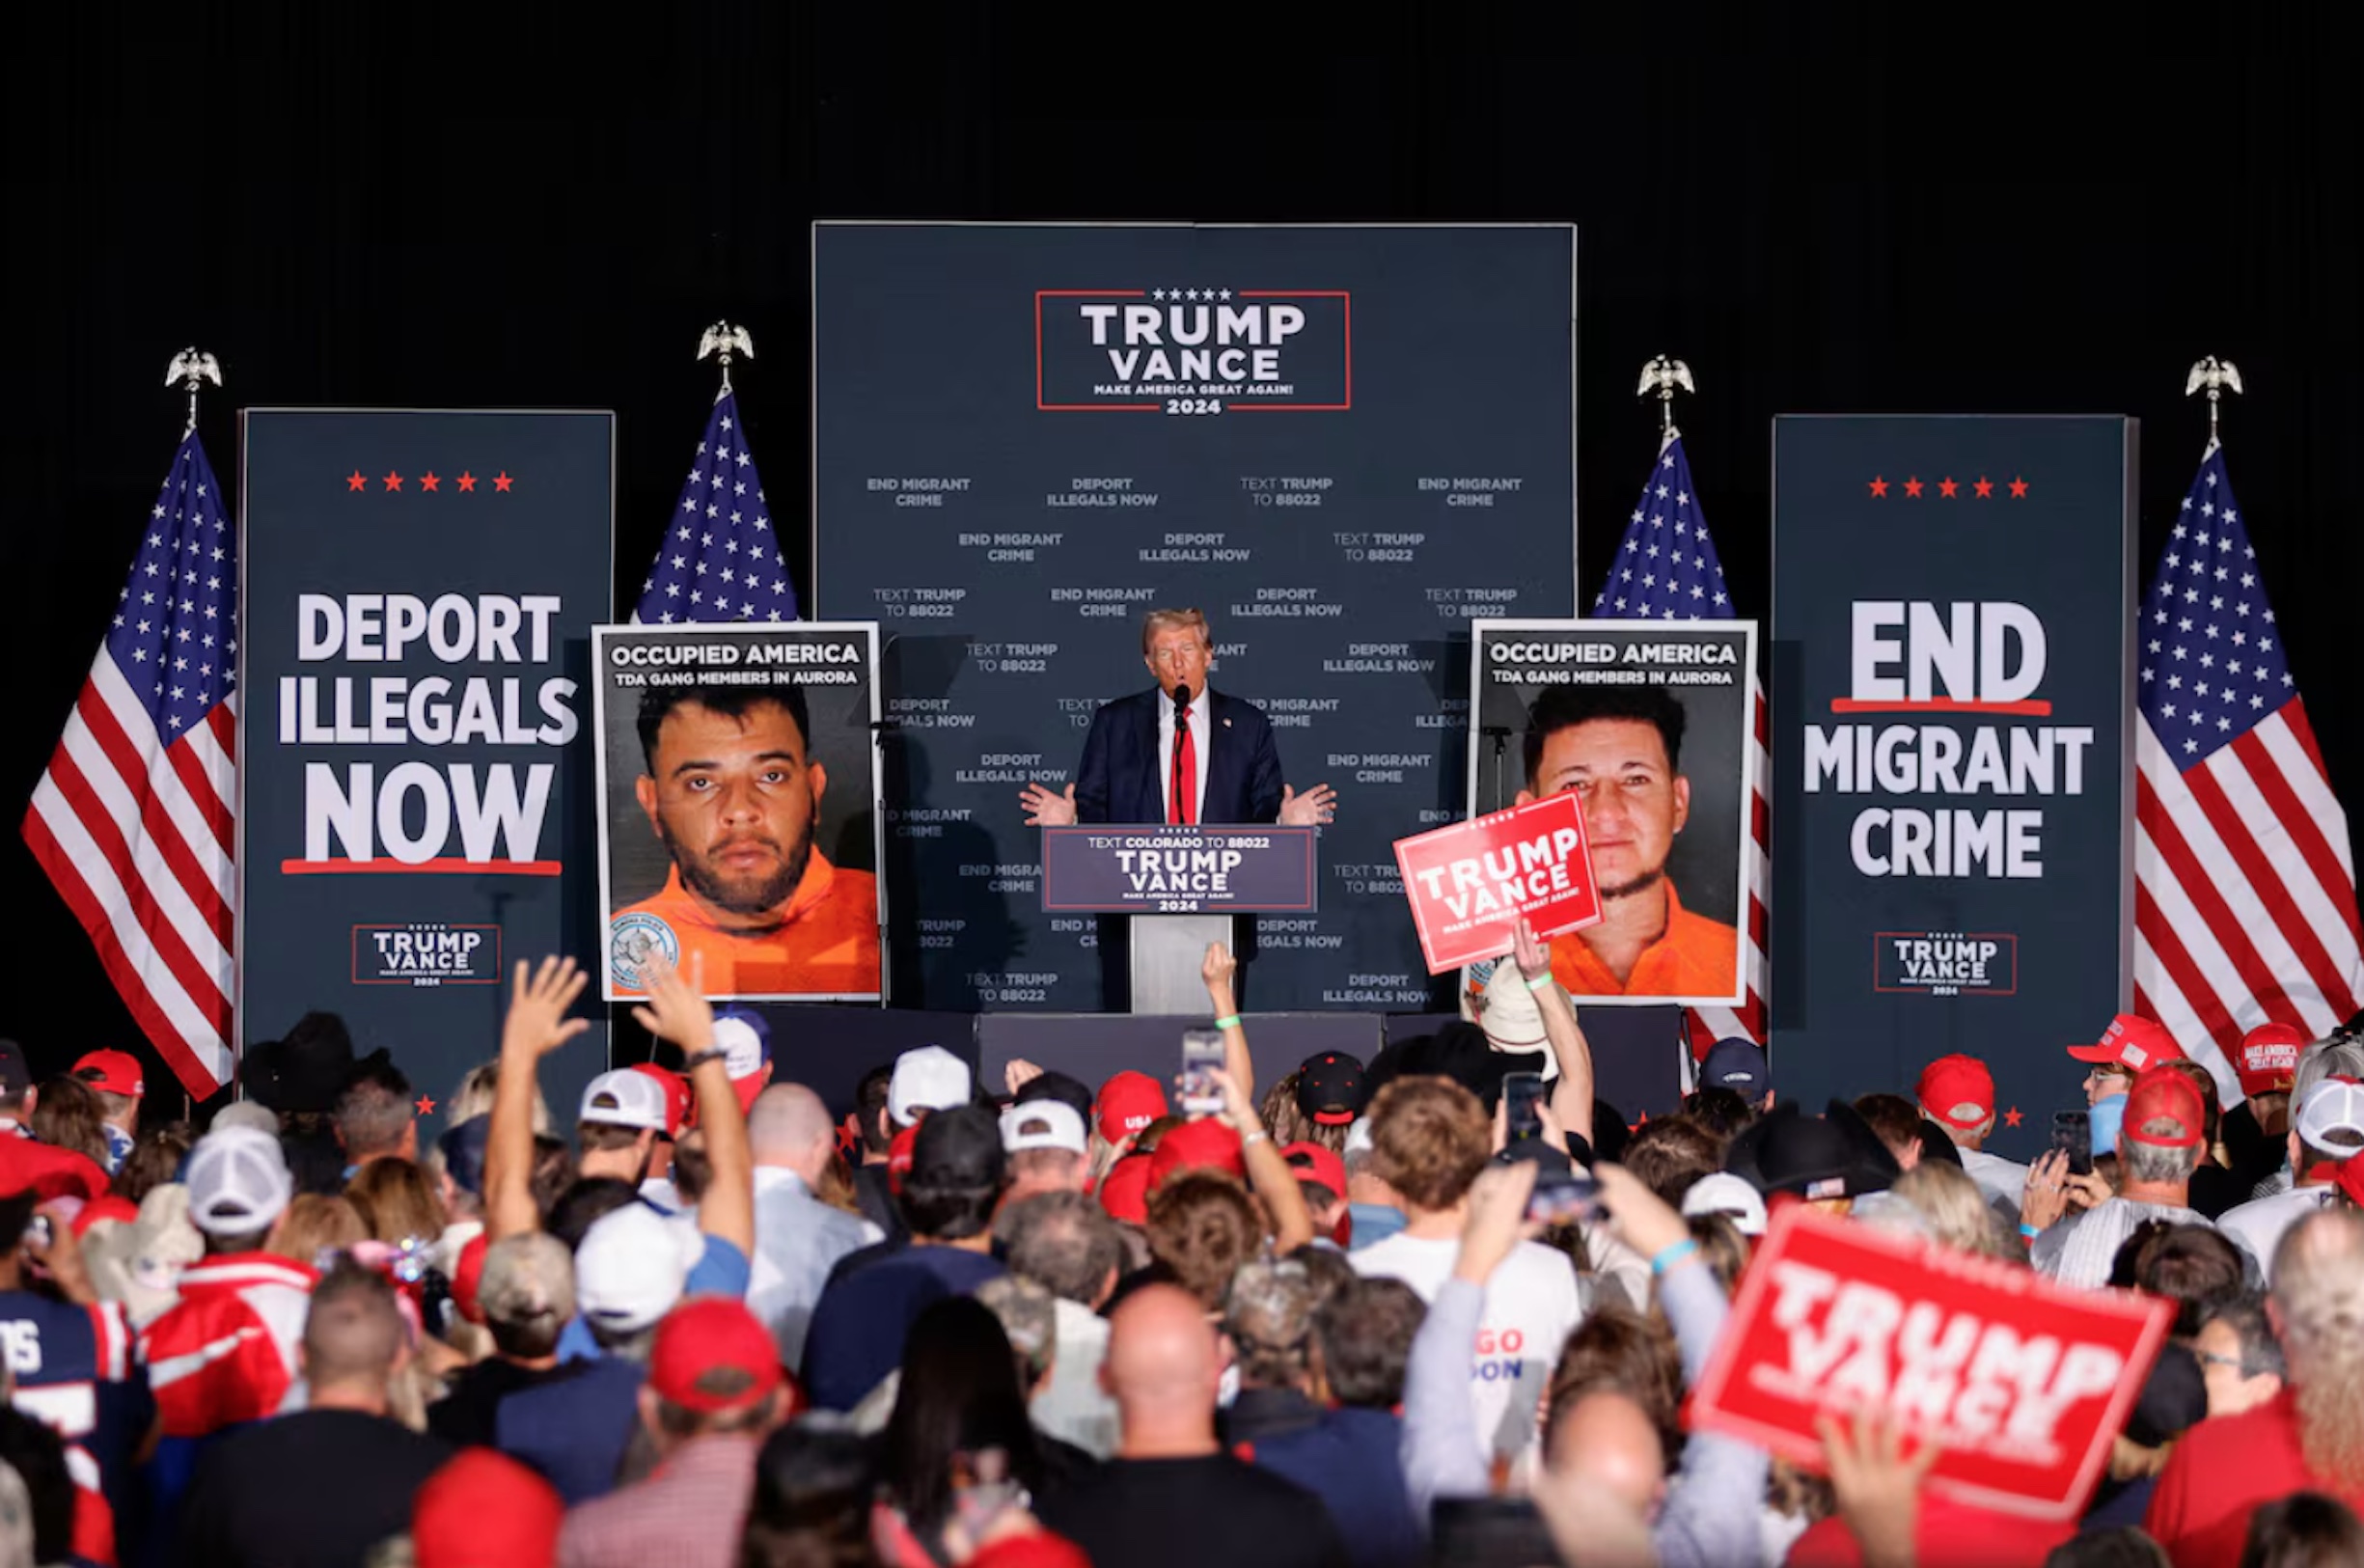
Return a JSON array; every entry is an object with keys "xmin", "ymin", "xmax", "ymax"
[
  {"xmin": 2134, "ymin": 444, "xmax": 2361, "ymax": 1098},
  {"xmin": 22, "ymin": 432, "xmax": 237, "ymax": 1096},
  {"xmin": 1592, "ymin": 430, "xmax": 1771, "ymax": 1051},
  {"xmin": 634, "ymin": 390, "xmax": 796, "ymax": 623}
]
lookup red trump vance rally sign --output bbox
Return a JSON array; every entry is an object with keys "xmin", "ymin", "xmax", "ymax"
[
  {"xmin": 1391, "ymin": 792, "xmax": 1603, "ymax": 975},
  {"xmin": 1689, "ymin": 1205, "xmax": 2172, "ymax": 1521}
]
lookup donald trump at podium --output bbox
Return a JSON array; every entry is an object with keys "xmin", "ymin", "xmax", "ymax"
[{"xmin": 1019, "ymin": 608, "xmax": 1336, "ymax": 828}]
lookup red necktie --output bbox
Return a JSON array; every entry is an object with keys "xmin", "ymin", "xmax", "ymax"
[{"xmin": 1171, "ymin": 706, "xmax": 1196, "ymax": 825}]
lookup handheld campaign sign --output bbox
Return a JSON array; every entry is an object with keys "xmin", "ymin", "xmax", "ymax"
[
  {"xmin": 1392, "ymin": 793, "xmax": 1602, "ymax": 974},
  {"xmin": 1688, "ymin": 1205, "xmax": 2172, "ymax": 1521}
]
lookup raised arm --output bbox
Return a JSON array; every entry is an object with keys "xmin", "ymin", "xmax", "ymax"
[
  {"xmin": 1203, "ymin": 942, "xmax": 1252, "ymax": 1099},
  {"xmin": 632, "ymin": 952, "xmax": 755, "ymax": 1258},
  {"xmin": 1514, "ymin": 922, "xmax": 1595, "ymax": 1150},
  {"xmin": 1211, "ymin": 1065, "xmax": 1313, "ymax": 1254},
  {"xmin": 486, "ymin": 956, "xmax": 591, "ymax": 1242}
]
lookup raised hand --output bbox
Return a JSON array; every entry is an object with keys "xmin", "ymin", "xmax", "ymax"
[
  {"xmin": 1818, "ymin": 1407, "xmax": 1939, "ymax": 1568},
  {"xmin": 2020, "ymin": 1149, "xmax": 2073, "ymax": 1233},
  {"xmin": 1512, "ymin": 919, "xmax": 1552, "ymax": 982},
  {"xmin": 1019, "ymin": 782, "xmax": 1077, "ymax": 827},
  {"xmin": 501, "ymin": 956, "xmax": 591, "ymax": 1059},
  {"xmin": 630, "ymin": 950, "xmax": 716, "ymax": 1054},
  {"xmin": 1206, "ymin": 1065, "xmax": 1260, "ymax": 1135},
  {"xmin": 1004, "ymin": 1058, "xmax": 1045, "ymax": 1095},
  {"xmin": 1276, "ymin": 782, "xmax": 1337, "ymax": 827},
  {"xmin": 1201, "ymin": 941, "xmax": 1238, "ymax": 1004}
]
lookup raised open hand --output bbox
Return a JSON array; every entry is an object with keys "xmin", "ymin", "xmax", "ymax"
[
  {"xmin": 1277, "ymin": 782, "xmax": 1336, "ymax": 827},
  {"xmin": 501, "ymin": 956, "xmax": 591, "ymax": 1059},
  {"xmin": 1019, "ymin": 782, "xmax": 1077, "ymax": 827},
  {"xmin": 630, "ymin": 950, "xmax": 716, "ymax": 1054}
]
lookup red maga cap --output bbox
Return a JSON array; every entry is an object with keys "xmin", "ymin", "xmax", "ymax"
[
  {"xmin": 2235, "ymin": 1023, "xmax": 2307, "ymax": 1098},
  {"xmin": 2120, "ymin": 1066, "xmax": 2207, "ymax": 1149},
  {"xmin": 2066, "ymin": 1014, "xmax": 2185, "ymax": 1072},
  {"xmin": 649, "ymin": 1296, "xmax": 787, "ymax": 1415},
  {"xmin": 1915, "ymin": 1054, "xmax": 1996, "ymax": 1131},
  {"xmin": 1094, "ymin": 1070, "xmax": 1168, "ymax": 1145}
]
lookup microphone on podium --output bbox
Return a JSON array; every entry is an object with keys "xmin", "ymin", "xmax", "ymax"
[{"xmin": 1172, "ymin": 682, "xmax": 1192, "ymax": 728}]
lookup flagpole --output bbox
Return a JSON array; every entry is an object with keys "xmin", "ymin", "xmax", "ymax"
[
  {"xmin": 2185, "ymin": 354, "xmax": 2241, "ymax": 455},
  {"xmin": 699, "ymin": 320, "xmax": 754, "ymax": 401},
  {"xmin": 1636, "ymin": 354, "xmax": 1694, "ymax": 452},
  {"xmin": 165, "ymin": 346, "xmax": 223, "ymax": 436}
]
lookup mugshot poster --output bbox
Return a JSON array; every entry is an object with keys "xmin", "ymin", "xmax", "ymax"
[
  {"xmin": 591, "ymin": 622, "xmax": 886, "ymax": 1003},
  {"xmin": 1771, "ymin": 416, "xmax": 2136, "ymax": 1155},
  {"xmin": 812, "ymin": 222, "xmax": 1578, "ymax": 1012},
  {"xmin": 239, "ymin": 408, "xmax": 614, "ymax": 1141},
  {"xmin": 1466, "ymin": 619, "xmax": 1755, "ymax": 1007}
]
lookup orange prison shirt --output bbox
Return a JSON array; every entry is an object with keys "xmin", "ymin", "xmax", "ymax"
[
  {"xmin": 1547, "ymin": 880, "xmax": 1739, "ymax": 999},
  {"xmin": 611, "ymin": 849, "xmax": 881, "ymax": 997}
]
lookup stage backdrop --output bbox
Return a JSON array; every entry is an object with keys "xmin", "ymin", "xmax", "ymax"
[
  {"xmin": 813, "ymin": 223, "xmax": 1578, "ymax": 1012},
  {"xmin": 1770, "ymin": 416, "xmax": 2137, "ymax": 1158},
  {"xmin": 240, "ymin": 410, "xmax": 614, "ymax": 1139}
]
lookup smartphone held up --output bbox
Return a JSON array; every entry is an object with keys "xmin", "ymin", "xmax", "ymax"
[{"xmin": 1179, "ymin": 1028, "xmax": 1226, "ymax": 1117}]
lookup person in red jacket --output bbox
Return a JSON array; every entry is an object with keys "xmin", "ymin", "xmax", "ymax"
[
  {"xmin": 2147, "ymin": 1207, "xmax": 2364, "ymax": 1567},
  {"xmin": 139, "ymin": 1126, "xmax": 316, "ymax": 1440}
]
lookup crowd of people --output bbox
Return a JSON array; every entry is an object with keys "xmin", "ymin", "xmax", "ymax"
[{"xmin": 3, "ymin": 934, "xmax": 2363, "ymax": 1568}]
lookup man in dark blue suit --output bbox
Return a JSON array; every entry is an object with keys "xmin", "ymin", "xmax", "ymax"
[{"xmin": 1020, "ymin": 608, "xmax": 1335, "ymax": 828}]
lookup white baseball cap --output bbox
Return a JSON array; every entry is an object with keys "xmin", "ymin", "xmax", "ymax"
[
  {"xmin": 1000, "ymin": 1100, "xmax": 1087, "ymax": 1156},
  {"xmin": 579, "ymin": 1068, "xmax": 670, "ymax": 1133},
  {"xmin": 889, "ymin": 1046, "xmax": 973, "ymax": 1126},
  {"xmin": 1460, "ymin": 957, "xmax": 1566, "ymax": 1077},
  {"xmin": 2295, "ymin": 1080, "xmax": 2364, "ymax": 1155},
  {"xmin": 184, "ymin": 1126, "xmax": 295, "ymax": 1237},
  {"xmin": 1680, "ymin": 1171, "xmax": 1769, "ymax": 1238},
  {"xmin": 713, "ymin": 1011, "xmax": 770, "ymax": 1082},
  {"xmin": 574, "ymin": 1203, "xmax": 703, "ymax": 1334}
]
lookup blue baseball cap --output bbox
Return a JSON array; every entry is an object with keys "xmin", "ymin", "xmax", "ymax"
[{"xmin": 1700, "ymin": 1036, "xmax": 1769, "ymax": 1098}]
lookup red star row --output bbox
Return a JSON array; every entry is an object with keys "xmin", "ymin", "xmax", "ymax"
[
  {"xmin": 1868, "ymin": 475, "xmax": 2028, "ymax": 499},
  {"xmin": 344, "ymin": 470, "xmax": 515, "ymax": 493}
]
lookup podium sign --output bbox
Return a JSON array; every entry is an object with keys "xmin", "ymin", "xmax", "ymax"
[{"xmin": 1041, "ymin": 826, "xmax": 1318, "ymax": 915}]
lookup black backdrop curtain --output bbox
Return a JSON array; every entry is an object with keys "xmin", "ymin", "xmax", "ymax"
[{"xmin": 4, "ymin": 9, "xmax": 2356, "ymax": 1099}]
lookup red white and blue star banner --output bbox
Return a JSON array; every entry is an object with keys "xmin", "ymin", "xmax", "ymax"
[
  {"xmin": 1769, "ymin": 417, "xmax": 2137, "ymax": 1156},
  {"xmin": 2132, "ymin": 445, "xmax": 2361, "ymax": 1081},
  {"xmin": 238, "ymin": 410, "xmax": 614, "ymax": 1130}
]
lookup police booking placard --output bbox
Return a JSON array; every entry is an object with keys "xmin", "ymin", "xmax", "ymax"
[
  {"xmin": 591, "ymin": 622, "xmax": 885, "ymax": 1004},
  {"xmin": 1466, "ymin": 619, "xmax": 1755, "ymax": 1007}
]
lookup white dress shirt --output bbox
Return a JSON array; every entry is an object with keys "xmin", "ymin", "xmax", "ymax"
[{"xmin": 1154, "ymin": 686, "xmax": 1212, "ymax": 824}]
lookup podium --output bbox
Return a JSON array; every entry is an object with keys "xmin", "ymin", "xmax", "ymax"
[{"xmin": 1041, "ymin": 826, "xmax": 1319, "ymax": 1014}]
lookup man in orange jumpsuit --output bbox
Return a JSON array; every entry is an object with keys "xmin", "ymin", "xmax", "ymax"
[
  {"xmin": 609, "ymin": 681, "xmax": 880, "ymax": 998},
  {"xmin": 1514, "ymin": 683, "xmax": 1739, "ymax": 1000}
]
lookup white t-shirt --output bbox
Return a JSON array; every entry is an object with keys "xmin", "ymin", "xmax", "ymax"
[
  {"xmin": 1959, "ymin": 1146, "xmax": 2029, "ymax": 1212},
  {"xmin": 2217, "ymin": 1183, "xmax": 2341, "ymax": 1282},
  {"xmin": 1351, "ymin": 1229, "xmax": 1581, "ymax": 1459}
]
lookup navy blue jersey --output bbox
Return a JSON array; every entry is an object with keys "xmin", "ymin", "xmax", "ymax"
[{"xmin": 3, "ymin": 1288, "xmax": 156, "ymax": 1563}]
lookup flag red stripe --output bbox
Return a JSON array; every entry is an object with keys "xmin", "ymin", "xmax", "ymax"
[
  {"xmin": 2229, "ymin": 721, "xmax": 2364, "ymax": 949},
  {"xmin": 2279, "ymin": 698, "xmax": 2334, "ymax": 782},
  {"xmin": 74, "ymin": 685, "xmax": 234, "ymax": 945},
  {"xmin": 22, "ymin": 805, "xmax": 226, "ymax": 1096},
  {"xmin": 2132, "ymin": 874, "xmax": 2240, "ymax": 1051},
  {"xmin": 2136, "ymin": 774, "xmax": 2299, "ymax": 1027},
  {"xmin": 42, "ymin": 744, "xmax": 232, "ymax": 1022},
  {"xmin": 2182, "ymin": 750, "xmax": 2356, "ymax": 1013},
  {"xmin": 165, "ymin": 720, "xmax": 234, "ymax": 855}
]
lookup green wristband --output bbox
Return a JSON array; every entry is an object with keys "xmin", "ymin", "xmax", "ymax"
[
  {"xmin": 1525, "ymin": 975, "xmax": 1553, "ymax": 993},
  {"xmin": 1213, "ymin": 1014, "xmax": 1242, "ymax": 1030}
]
